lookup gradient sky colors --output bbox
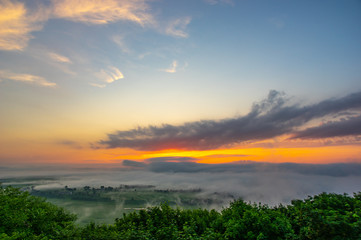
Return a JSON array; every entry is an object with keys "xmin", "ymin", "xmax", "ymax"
[{"xmin": 1, "ymin": 0, "xmax": 361, "ymax": 167}]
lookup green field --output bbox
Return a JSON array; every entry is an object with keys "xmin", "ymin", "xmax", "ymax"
[
  {"xmin": 31, "ymin": 186, "xmax": 231, "ymax": 225},
  {"xmin": 1, "ymin": 177, "xmax": 233, "ymax": 225}
]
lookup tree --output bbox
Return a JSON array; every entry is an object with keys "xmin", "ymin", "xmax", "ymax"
[{"xmin": 0, "ymin": 185, "xmax": 78, "ymax": 239}]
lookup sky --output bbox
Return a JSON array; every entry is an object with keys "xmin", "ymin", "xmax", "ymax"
[{"xmin": 1, "ymin": 0, "xmax": 361, "ymax": 168}]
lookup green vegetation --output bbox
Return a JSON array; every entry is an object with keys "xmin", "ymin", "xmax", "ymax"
[
  {"xmin": 1, "ymin": 185, "xmax": 361, "ymax": 239},
  {"xmin": 29, "ymin": 185, "xmax": 231, "ymax": 225},
  {"xmin": 0, "ymin": 186, "xmax": 77, "ymax": 239}
]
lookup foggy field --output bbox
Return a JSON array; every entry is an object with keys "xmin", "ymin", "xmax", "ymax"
[
  {"xmin": 0, "ymin": 174, "xmax": 234, "ymax": 225},
  {"xmin": 2, "ymin": 162, "xmax": 361, "ymax": 225},
  {"xmin": 32, "ymin": 186, "xmax": 230, "ymax": 225},
  {"xmin": 37, "ymin": 189, "xmax": 230, "ymax": 225}
]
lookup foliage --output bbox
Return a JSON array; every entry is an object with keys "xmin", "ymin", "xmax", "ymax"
[
  {"xmin": 221, "ymin": 200, "xmax": 294, "ymax": 239},
  {"xmin": 287, "ymin": 192, "xmax": 361, "ymax": 239},
  {"xmin": 1, "ymin": 184, "xmax": 360, "ymax": 239},
  {"xmin": 0, "ymin": 185, "xmax": 77, "ymax": 239}
]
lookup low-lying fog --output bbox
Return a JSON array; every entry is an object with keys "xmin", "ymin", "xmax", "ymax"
[{"xmin": 2, "ymin": 161, "xmax": 361, "ymax": 206}]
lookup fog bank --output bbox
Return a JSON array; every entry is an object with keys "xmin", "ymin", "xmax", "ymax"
[{"xmin": 2, "ymin": 162, "xmax": 361, "ymax": 206}]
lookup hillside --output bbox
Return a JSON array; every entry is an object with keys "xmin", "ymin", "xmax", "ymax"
[{"xmin": 1, "ymin": 185, "xmax": 360, "ymax": 239}]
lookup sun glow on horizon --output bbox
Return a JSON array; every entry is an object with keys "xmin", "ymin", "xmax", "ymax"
[{"xmin": 140, "ymin": 144, "xmax": 361, "ymax": 165}]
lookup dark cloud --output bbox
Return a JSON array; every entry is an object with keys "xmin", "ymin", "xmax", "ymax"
[
  {"xmin": 98, "ymin": 90, "xmax": 361, "ymax": 151},
  {"xmin": 276, "ymin": 163, "xmax": 361, "ymax": 177},
  {"xmin": 150, "ymin": 161, "xmax": 361, "ymax": 177},
  {"xmin": 291, "ymin": 115, "xmax": 361, "ymax": 139},
  {"xmin": 145, "ymin": 157, "xmax": 197, "ymax": 163},
  {"xmin": 147, "ymin": 161, "xmax": 258, "ymax": 173},
  {"xmin": 122, "ymin": 160, "xmax": 146, "ymax": 168},
  {"xmin": 204, "ymin": 154, "xmax": 249, "ymax": 158},
  {"xmin": 122, "ymin": 160, "xmax": 361, "ymax": 177}
]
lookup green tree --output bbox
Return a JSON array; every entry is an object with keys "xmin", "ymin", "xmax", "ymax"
[
  {"xmin": 0, "ymin": 185, "xmax": 78, "ymax": 239},
  {"xmin": 288, "ymin": 192, "xmax": 361, "ymax": 240},
  {"xmin": 221, "ymin": 199, "xmax": 295, "ymax": 239}
]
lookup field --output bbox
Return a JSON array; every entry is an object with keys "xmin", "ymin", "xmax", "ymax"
[{"xmin": 0, "ymin": 176, "xmax": 234, "ymax": 225}]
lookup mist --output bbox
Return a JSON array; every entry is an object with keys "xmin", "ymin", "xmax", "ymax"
[{"xmin": 2, "ymin": 162, "xmax": 361, "ymax": 206}]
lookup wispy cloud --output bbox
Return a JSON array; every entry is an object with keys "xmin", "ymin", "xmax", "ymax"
[
  {"xmin": 112, "ymin": 35, "xmax": 130, "ymax": 53},
  {"xmin": 161, "ymin": 60, "xmax": 178, "ymax": 73},
  {"xmin": 165, "ymin": 17, "xmax": 191, "ymax": 38},
  {"xmin": 0, "ymin": 0, "xmax": 154, "ymax": 51},
  {"xmin": 99, "ymin": 66, "xmax": 124, "ymax": 83},
  {"xmin": 98, "ymin": 90, "xmax": 361, "ymax": 151},
  {"xmin": 1, "ymin": 0, "xmax": 191, "ymax": 52},
  {"xmin": 0, "ymin": 0, "xmax": 48, "ymax": 51},
  {"xmin": 48, "ymin": 52, "xmax": 72, "ymax": 63},
  {"xmin": 91, "ymin": 66, "xmax": 124, "ymax": 88},
  {"xmin": 0, "ymin": 70, "xmax": 56, "ymax": 87},
  {"xmin": 51, "ymin": 0, "xmax": 154, "ymax": 26},
  {"xmin": 89, "ymin": 83, "xmax": 106, "ymax": 88}
]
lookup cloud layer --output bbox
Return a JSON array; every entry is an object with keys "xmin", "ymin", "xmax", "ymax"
[
  {"xmin": 123, "ymin": 159, "xmax": 361, "ymax": 177},
  {"xmin": 99, "ymin": 90, "xmax": 361, "ymax": 150}
]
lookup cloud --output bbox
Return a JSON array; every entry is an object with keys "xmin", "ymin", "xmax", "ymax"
[
  {"xmin": 0, "ymin": 0, "xmax": 48, "ymax": 51},
  {"xmin": 99, "ymin": 90, "xmax": 361, "ymax": 151},
  {"xmin": 144, "ymin": 161, "xmax": 361, "ymax": 177},
  {"xmin": 165, "ymin": 17, "xmax": 191, "ymax": 38},
  {"xmin": 0, "ymin": 0, "xmax": 190, "ymax": 52},
  {"xmin": 291, "ymin": 115, "xmax": 361, "ymax": 139},
  {"xmin": 48, "ymin": 52, "xmax": 72, "ymax": 63},
  {"xmin": 91, "ymin": 66, "xmax": 124, "ymax": 87},
  {"xmin": 0, "ymin": 70, "xmax": 56, "ymax": 87},
  {"xmin": 119, "ymin": 158, "xmax": 361, "ymax": 178},
  {"xmin": 97, "ymin": 66, "xmax": 124, "ymax": 84},
  {"xmin": 112, "ymin": 35, "xmax": 130, "ymax": 53},
  {"xmin": 51, "ymin": 0, "xmax": 154, "ymax": 26},
  {"xmin": 161, "ymin": 60, "xmax": 178, "ymax": 73},
  {"xmin": 89, "ymin": 83, "xmax": 106, "ymax": 88},
  {"xmin": 145, "ymin": 157, "xmax": 197, "ymax": 163},
  {"xmin": 122, "ymin": 160, "xmax": 147, "ymax": 168}
]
